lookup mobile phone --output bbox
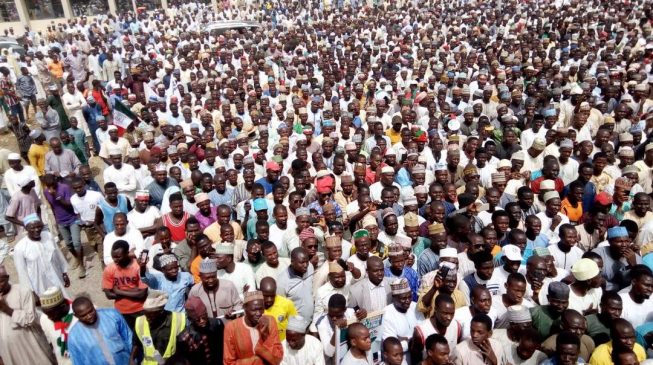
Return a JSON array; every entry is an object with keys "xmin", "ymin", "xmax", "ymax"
[
  {"xmin": 139, "ymin": 249, "xmax": 149, "ymax": 262},
  {"xmin": 438, "ymin": 265, "xmax": 450, "ymax": 280}
]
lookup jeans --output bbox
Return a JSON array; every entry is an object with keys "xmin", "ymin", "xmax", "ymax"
[
  {"xmin": 58, "ymin": 223, "xmax": 82, "ymax": 251},
  {"xmin": 9, "ymin": 103, "xmax": 24, "ymax": 124}
]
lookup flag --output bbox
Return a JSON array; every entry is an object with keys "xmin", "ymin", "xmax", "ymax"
[{"xmin": 112, "ymin": 100, "xmax": 138, "ymax": 129}]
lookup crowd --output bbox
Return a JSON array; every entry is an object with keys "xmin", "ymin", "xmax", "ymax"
[{"xmin": 0, "ymin": 0, "xmax": 653, "ymax": 364}]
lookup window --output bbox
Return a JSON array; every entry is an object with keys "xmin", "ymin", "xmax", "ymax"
[
  {"xmin": 71, "ymin": 0, "xmax": 109, "ymax": 16},
  {"xmin": 25, "ymin": 0, "xmax": 65, "ymax": 19},
  {"xmin": 0, "ymin": 0, "xmax": 19, "ymax": 22}
]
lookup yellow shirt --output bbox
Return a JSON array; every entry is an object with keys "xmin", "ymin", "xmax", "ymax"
[
  {"xmin": 264, "ymin": 295, "xmax": 297, "ymax": 341},
  {"xmin": 589, "ymin": 341, "xmax": 646, "ymax": 365},
  {"xmin": 385, "ymin": 128, "xmax": 402, "ymax": 145},
  {"xmin": 28, "ymin": 143, "xmax": 49, "ymax": 176}
]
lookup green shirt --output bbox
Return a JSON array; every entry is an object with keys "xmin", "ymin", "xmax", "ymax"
[
  {"xmin": 585, "ymin": 314, "xmax": 612, "ymax": 347},
  {"xmin": 63, "ymin": 141, "xmax": 87, "ymax": 164},
  {"xmin": 530, "ymin": 305, "xmax": 562, "ymax": 340}
]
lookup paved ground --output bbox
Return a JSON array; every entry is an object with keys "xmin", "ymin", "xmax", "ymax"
[{"xmin": 0, "ymin": 118, "xmax": 112, "ymax": 307}]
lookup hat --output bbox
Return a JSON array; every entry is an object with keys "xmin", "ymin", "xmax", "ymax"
[
  {"xmin": 395, "ymin": 235, "xmax": 412, "ymax": 249},
  {"xmin": 403, "ymin": 196, "xmax": 418, "ymax": 206},
  {"xmin": 299, "ymin": 228, "xmax": 316, "ymax": 241},
  {"xmin": 607, "ymin": 226, "xmax": 628, "ymax": 239},
  {"xmin": 543, "ymin": 191, "xmax": 560, "ymax": 203},
  {"xmin": 571, "ymin": 258, "xmax": 600, "ymax": 281},
  {"xmin": 547, "ymin": 281, "xmax": 570, "ymax": 300},
  {"xmin": 243, "ymin": 290, "xmax": 264, "ymax": 304},
  {"xmin": 328, "ymin": 261, "xmax": 345, "ymax": 273},
  {"xmin": 22, "ymin": 213, "xmax": 40, "ymax": 226},
  {"xmin": 143, "ymin": 290, "xmax": 168, "ymax": 311},
  {"xmin": 428, "ymin": 223, "xmax": 445, "ymax": 235},
  {"xmin": 511, "ymin": 151, "xmax": 525, "ymax": 161},
  {"xmin": 296, "ymin": 207, "xmax": 310, "ymax": 217},
  {"xmin": 506, "ymin": 305, "xmax": 531, "ymax": 323},
  {"xmin": 559, "ymin": 139, "xmax": 574, "ymax": 149},
  {"xmin": 404, "ymin": 212, "xmax": 419, "ymax": 227},
  {"xmin": 463, "ymin": 164, "xmax": 479, "ymax": 177},
  {"xmin": 502, "ymin": 244, "xmax": 523, "ymax": 262},
  {"xmin": 595, "ymin": 192, "xmax": 613, "ymax": 205},
  {"xmin": 388, "ymin": 244, "xmax": 404, "ymax": 257},
  {"xmin": 253, "ymin": 198, "xmax": 267, "ymax": 211},
  {"xmin": 622, "ymin": 165, "xmax": 639, "ymax": 175},
  {"xmin": 641, "ymin": 243, "xmax": 653, "ymax": 257},
  {"xmin": 381, "ymin": 166, "xmax": 394, "ymax": 174},
  {"xmin": 134, "ymin": 189, "xmax": 150, "ymax": 201},
  {"xmin": 533, "ymin": 247, "xmax": 551, "ymax": 257},
  {"xmin": 265, "ymin": 161, "xmax": 281, "ymax": 171},
  {"xmin": 362, "ymin": 215, "xmax": 378, "ymax": 228},
  {"xmin": 531, "ymin": 138, "xmax": 546, "ymax": 151},
  {"xmin": 382, "ymin": 208, "xmax": 397, "ymax": 220},
  {"xmin": 185, "ymin": 296, "xmax": 207, "ymax": 319},
  {"xmin": 614, "ymin": 177, "xmax": 633, "ymax": 190},
  {"xmin": 214, "ymin": 244, "xmax": 235, "ymax": 255},
  {"xmin": 7, "ymin": 152, "xmax": 20, "ymax": 161},
  {"xmin": 286, "ymin": 316, "xmax": 309, "ymax": 333},
  {"xmin": 491, "ymin": 173, "xmax": 507, "ymax": 183},
  {"xmin": 40, "ymin": 287, "xmax": 64, "ymax": 310},
  {"xmin": 619, "ymin": 148, "xmax": 635, "ymax": 158},
  {"xmin": 353, "ymin": 229, "xmax": 370, "ymax": 240},
  {"xmin": 199, "ymin": 258, "xmax": 218, "ymax": 273},
  {"xmin": 325, "ymin": 236, "xmax": 342, "ymax": 248},
  {"xmin": 29, "ymin": 129, "xmax": 43, "ymax": 139},
  {"xmin": 158, "ymin": 254, "xmax": 178, "ymax": 268},
  {"xmin": 16, "ymin": 174, "xmax": 33, "ymax": 188},
  {"xmin": 390, "ymin": 278, "xmax": 411, "ymax": 295},
  {"xmin": 438, "ymin": 247, "xmax": 456, "ymax": 259},
  {"xmin": 195, "ymin": 192, "xmax": 209, "ymax": 204}
]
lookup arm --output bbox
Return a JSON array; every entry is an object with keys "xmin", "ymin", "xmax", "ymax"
[
  {"xmin": 409, "ymin": 327, "xmax": 424, "ymax": 365},
  {"xmin": 94, "ymin": 207, "xmax": 106, "ymax": 237},
  {"xmin": 253, "ymin": 318, "xmax": 284, "ymax": 365}
]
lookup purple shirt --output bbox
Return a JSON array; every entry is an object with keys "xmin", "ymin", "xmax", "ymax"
[
  {"xmin": 194, "ymin": 206, "xmax": 218, "ymax": 230},
  {"xmin": 44, "ymin": 183, "xmax": 77, "ymax": 225}
]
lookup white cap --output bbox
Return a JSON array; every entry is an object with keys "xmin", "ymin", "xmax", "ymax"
[{"xmin": 502, "ymin": 244, "xmax": 523, "ymax": 262}]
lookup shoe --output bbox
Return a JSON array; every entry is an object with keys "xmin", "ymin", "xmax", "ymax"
[
  {"xmin": 69, "ymin": 258, "xmax": 80, "ymax": 270},
  {"xmin": 78, "ymin": 265, "xmax": 87, "ymax": 279}
]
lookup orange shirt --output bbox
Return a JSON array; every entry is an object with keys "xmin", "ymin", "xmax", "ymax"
[
  {"xmin": 102, "ymin": 260, "xmax": 147, "ymax": 314},
  {"xmin": 561, "ymin": 198, "xmax": 583, "ymax": 224},
  {"xmin": 190, "ymin": 255, "xmax": 202, "ymax": 283},
  {"xmin": 48, "ymin": 61, "xmax": 64, "ymax": 78}
]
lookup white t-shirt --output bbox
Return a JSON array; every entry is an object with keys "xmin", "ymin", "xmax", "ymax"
[
  {"xmin": 102, "ymin": 226, "xmax": 146, "ymax": 265},
  {"xmin": 619, "ymin": 290, "xmax": 653, "ymax": 329},
  {"xmin": 127, "ymin": 206, "xmax": 161, "ymax": 231},
  {"xmin": 71, "ymin": 190, "xmax": 104, "ymax": 223}
]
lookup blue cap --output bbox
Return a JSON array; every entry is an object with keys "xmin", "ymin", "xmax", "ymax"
[
  {"xmin": 22, "ymin": 213, "xmax": 40, "ymax": 226},
  {"xmin": 253, "ymin": 198, "xmax": 267, "ymax": 211},
  {"xmin": 607, "ymin": 226, "xmax": 628, "ymax": 239},
  {"xmin": 543, "ymin": 109, "xmax": 556, "ymax": 117},
  {"xmin": 323, "ymin": 119, "xmax": 334, "ymax": 127}
]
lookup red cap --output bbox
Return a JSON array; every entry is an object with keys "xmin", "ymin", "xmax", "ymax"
[
  {"xmin": 594, "ymin": 192, "xmax": 613, "ymax": 206},
  {"xmin": 265, "ymin": 161, "xmax": 281, "ymax": 171}
]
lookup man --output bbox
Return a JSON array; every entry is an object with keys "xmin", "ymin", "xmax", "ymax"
[
  {"xmin": 102, "ymin": 213, "xmax": 145, "ymax": 266},
  {"xmin": 593, "ymin": 226, "xmax": 641, "ymax": 291},
  {"xmin": 531, "ymin": 281, "xmax": 570, "ymax": 340},
  {"xmin": 261, "ymin": 276, "xmax": 298, "ymax": 341},
  {"xmin": 549, "ymin": 224, "xmax": 584, "ymax": 271},
  {"xmin": 98, "ymin": 125, "xmax": 130, "ymax": 164},
  {"xmin": 5, "ymin": 174, "xmax": 41, "ymax": 237},
  {"xmin": 13, "ymin": 214, "xmax": 69, "ymax": 297},
  {"xmin": 382, "ymin": 278, "xmax": 423, "ymax": 357},
  {"xmin": 349, "ymin": 256, "xmax": 393, "ymax": 318},
  {"xmin": 146, "ymin": 164, "xmax": 180, "ymax": 209},
  {"xmin": 188, "ymin": 257, "xmax": 242, "ymax": 319},
  {"xmin": 103, "ymin": 147, "xmax": 137, "ymax": 202},
  {"xmin": 4, "ymin": 152, "xmax": 41, "ymax": 198},
  {"xmin": 43, "ymin": 174, "xmax": 85, "ymax": 277},
  {"xmin": 223, "ymin": 290, "xmax": 284, "ymax": 365},
  {"xmin": 44, "ymin": 137, "xmax": 81, "ymax": 177},
  {"xmin": 133, "ymin": 291, "xmax": 186, "ymax": 365},
  {"xmin": 282, "ymin": 316, "xmax": 325, "ymax": 365},
  {"xmin": 540, "ymin": 331, "xmax": 585, "ymax": 365},
  {"xmin": 451, "ymin": 313, "xmax": 505, "ymax": 365},
  {"xmin": 256, "ymin": 161, "xmax": 281, "ymax": 194},
  {"xmin": 316, "ymin": 293, "xmax": 354, "ymax": 362},
  {"xmin": 492, "ymin": 273, "xmax": 535, "ymax": 329},
  {"xmin": 257, "ymin": 242, "xmax": 291, "ymax": 286},
  {"xmin": 454, "ymin": 286, "xmax": 497, "ymax": 340},
  {"xmin": 586, "ymin": 292, "xmax": 623, "ymax": 346},
  {"xmin": 0, "ymin": 264, "xmax": 57, "ymax": 365},
  {"xmin": 385, "ymin": 244, "xmax": 420, "ymax": 301},
  {"xmin": 139, "ymin": 254, "xmax": 194, "ymax": 313},
  {"xmin": 95, "ymin": 182, "xmax": 132, "ymax": 237},
  {"xmin": 70, "ymin": 177, "xmax": 104, "ymax": 268},
  {"xmin": 411, "ymin": 294, "xmax": 461, "ymax": 363},
  {"xmin": 541, "ymin": 309, "xmax": 595, "ymax": 361},
  {"xmin": 277, "ymin": 247, "xmax": 315, "ymax": 322},
  {"xmin": 422, "ymin": 333, "xmax": 453, "ymax": 365},
  {"xmin": 176, "ymin": 296, "xmax": 224, "ymax": 363},
  {"xmin": 618, "ymin": 265, "xmax": 653, "ymax": 328},
  {"xmin": 67, "ymin": 296, "xmax": 133, "ymax": 365},
  {"xmin": 102, "ymin": 240, "xmax": 148, "ymax": 328},
  {"xmin": 127, "ymin": 190, "xmax": 162, "ymax": 238},
  {"xmin": 38, "ymin": 286, "xmax": 75, "ymax": 365},
  {"xmin": 589, "ymin": 318, "xmax": 646, "ymax": 365},
  {"xmin": 214, "ymin": 244, "xmax": 256, "ymax": 298},
  {"xmin": 459, "ymin": 251, "xmax": 502, "ymax": 302}
]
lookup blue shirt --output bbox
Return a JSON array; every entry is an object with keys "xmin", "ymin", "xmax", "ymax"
[
  {"xmin": 255, "ymin": 176, "xmax": 277, "ymax": 195},
  {"xmin": 208, "ymin": 187, "xmax": 234, "ymax": 207},
  {"xmin": 384, "ymin": 266, "xmax": 420, "ymax": 301},
  {"xmin": 142, "ymin": 270, "xmax": 194, "ymax": 312},
  {"xmin": 68, "ymin": 308, "xmax": 133, "ymax": 365}
]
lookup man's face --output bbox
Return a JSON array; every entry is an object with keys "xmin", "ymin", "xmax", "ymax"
[
  {"xmin": 427, "ymin": 343, "xmax": 451, "ymax": 365},
  {"xmin": 470, "ymin": 321, "xmax": 490, "ymax": 346},
  {"xmin": 392, "ymin": 292, "xmax": 412, "ymax": 312},
  {"xmin": 600, "ymin": 298, "xmax": 623, "ymax": 320},
  {"xmin": 291, "ymin": 253, "xmax": 309, "ymax": 276},
  {"xmin": 244, "ymin": 300, "xmax": 264, "ymax": 326},
  {"xmin": 114, "ymin": 216, "xmax": 127, "ymax": 236},
  {"xmin": 558, "ymin": 344, "xmax": 580, "ymax": 365},
  {"xmin": 505, "ymin": 280, "xmax": 526, "ymax": 303},
  {"xmin": 615, "ymin": 325, "xmax": 636, "ymax": 350},
  {"xmin": 73, "ymin": 302, "xmax": 98, "ymax": 326}
]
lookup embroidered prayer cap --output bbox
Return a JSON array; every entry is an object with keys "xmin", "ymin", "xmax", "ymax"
[
  {"xmin": 614, "ymin": 177, "xmax": 633, "ymax": 190},
  {"xmin": 286, "ymin": 316, "xmax": 309, "ymax": 333},
  {"xmin": 619, "ymin": 148, "xmax": 635, "ymax": 158},
  {"xmin": 243, "ymin": 290, "xmax": 265, "ymax": 304},
  {"xmin": 362, "ymin": 215, "xmax": 378, "ymax": 228},
  {"xmin": 180, "ymin": 179, "xmax": 194, "ymax": 189},
  {"xmin": 403, "ymin": 196, "xmax": 418, "ymax": 206},
  {"xmin": 390, "ymin": 278, "xmax": 411, "ymax": 295},
  {"xmin": 388, "ymin": 244, "xmax": 405, "ymax": 257},
  {"xmin": 533, "ymin": 247, "xmax": 551, "ymax": 257},
  {"xmin": 440, "ymin": 248, "xmax": 457, "ymax": 259},
  {"xmin": 296, "ymin": 207, "xmax": 310, "ymax": 217},
  {"xmin": 195, "ymin": 192, "xmax": 210, "ymax": 204},
  {"xmin": 143, "ymin": 290, "xmax": 168, "ymax": 311},
  {"xmin": 199, "ymin": 258, "xmax": 218, "ymax": 273},
  {"xmin": 325, "ymin": 235, "xmax": 342, "ymax": 248},
  {"xmin": 40, "ymin": 287, "xmax": 64, "ymax": 310},
  {"xmin": 511, "ymin": 151, "xmax": 525, "ymax": 161},
  {"xmin": 491, "ymin": 173, "xmax": 507, "ymax": 184},
  {"xmin": 415, "ymin": 185, "xmax": 427, "ymax": 194},
  {"xmin": 594, "ymin": 192, "xmax": 613, "ymax": 205},
  {"xmin": 381, "ymin": 166, "xmax": 395, "ymax": 174},
  {"xmin": 506, "ymin": 305, "xmax": 532, "ymax": 323},
  {"xmin": 214, "ymin": 244, "xmax": 235, "ymax": 255},
  {"xmin": 185, "ymin": 296, "xmax": 207, "ymax": 319},
  {"xmin": 299, "ymin": 227, "xmax": 316, "ymax": 241},
  {"xmin": 404, "ymin": 212, "xmax": 419, "ymax": 227},
  {"xmin": 340, "ymin": 173, "xmax": 354, "ymax": 183},
  {"xmin": 571, "ymin": 258, "xmax": 600, "ymax": 281},
  {"xmin": 329, "ymin": 261, "xmax": 345, "ymax": 273},
  {"xmin": 641, "ymin": 243, "xmax": 653, "ymax": 257},
  {"xmin": 382, "ymin": 208, "xmax": 397, "ymax": 220},
  {"xmin": 428, "ymin": 223, "xmax": 445, "ymax": 235},
  {"xmin": 463, "ymin": 164, "xmax": 479, "ymax": 177},
  {"xmin": 353, "ymin": 229, "xmax": 370, "ymax": 240},
  {"xmin": 646, "ymin": 143, "xmax": 653, "ymax": 152},
  {"xmin": 22, "ymin": 213, "xmax": 40, "ymax": 226},
  {"xmin": 543, "ymin": 191, "xmax": 560, "ymax": 203},
  {"xmin": 16, "ymin": 174, "xmax": 33, "ymax": 188},
  {"xmin": 531, "ymin": 138, "xmax": 546, "ymax": 151},
  {"xmin": 158, "ymin": 254, "xmax": 178, "ymax": 268},
  {"xmin": 108, "ymin": 146, "xmax": 122, "ymax": 156},
  {"xmin": 547, "ymin": 281, "xmax": 570, "ymax": 300},
  {"xmin": 265, "ymin": 161, "xmax": 281, "ymax": 171},
  {"xmin": 128, "ymin": 148, "xmax": 140, "ymax": 159},
  {"xmin": 607, "ymin": 226, "xmax": 628, "ymax": 239},
  {"xmin": 135, "ymin": 190, "xmax": 150, "ymax": 201},
  {"xmin": 395, "ymin": 235, "xmax": 412, "ymax": 249},
  {"xmin": 154, "ymin": 163, "xmax": 167, "ymax": 172}
]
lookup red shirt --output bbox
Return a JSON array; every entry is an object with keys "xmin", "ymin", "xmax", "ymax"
[{"xmin": 102, "ymin": 260, "xmax": 146, "ymax": 314}]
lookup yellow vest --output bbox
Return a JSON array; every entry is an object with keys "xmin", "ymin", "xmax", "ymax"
[{"xmin": 135, "ymin": 312, "xmax": 186, "ymax": 365}]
